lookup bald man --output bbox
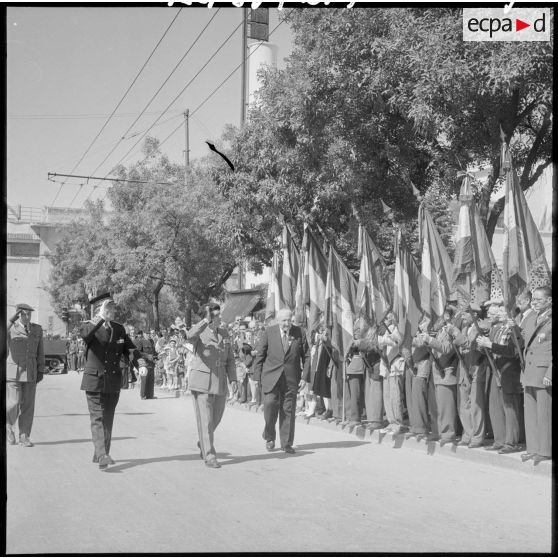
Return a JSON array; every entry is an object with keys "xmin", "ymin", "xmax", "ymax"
[{"xmin": 253, "ymin": 309, "xmax": 310, "ymax": 453}]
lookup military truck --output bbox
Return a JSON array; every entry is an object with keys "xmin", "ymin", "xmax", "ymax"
[{"xmin": 43, "ymin": 338, "xmax": 68, "ymax": 374}]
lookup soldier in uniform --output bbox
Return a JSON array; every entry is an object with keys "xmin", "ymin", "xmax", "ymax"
[
  {"xmin": 6, "ymin": 303, "xmax": 45, "ymax": 447},
  {"xmin": 186, "ymin": 303, "xmax": 237, "ymax": 469},
  {"xmin": 518, "ymin": 286, "xmax": 552, "ymax": 465},
  {"xmin": 79, "ymin": 293, "xmax": 146, "ymax": 469},
  {"xmin": 134, "ymin": 329, "xmax": 157, "ymax": 399}
]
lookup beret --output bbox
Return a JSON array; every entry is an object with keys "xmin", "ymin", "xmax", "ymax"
[{"xmin": 88, "ymin": 292, "xmax": 114, "ymax": 305}]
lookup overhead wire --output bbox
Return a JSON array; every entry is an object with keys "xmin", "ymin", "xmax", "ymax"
[
  {"xmin": 51, "ymin": 7, "xmax": 183, "ymax": 207},
  {"xmin": 84, "ymin": 14, "xmax": 243, "ymax": 204},
  {"xmin": 88, "ymin": 8, "xmax": 222, "ymax": 180}
]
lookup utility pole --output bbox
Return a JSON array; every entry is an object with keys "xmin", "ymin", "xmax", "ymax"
[
  {"xmin": 184, "ymin": 109, "xmax": 190, "ymax": 167},
  {"xmin": 240, "ymin": 8, "xmax": 248, "ymax": 125}
]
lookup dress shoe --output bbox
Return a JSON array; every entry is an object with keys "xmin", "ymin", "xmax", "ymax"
[
  {"xmin": 19, "ymin": 434, "xmax": 34, "ymax": 447},
  {"xmin": 439, "ymin": 438, "xmax": 454, "ymax": 447},
  {"xmin": 282, "ymin": 446, "xmax": 295, "ymax": 454},
  {"xmin": 107, "ymin": 455, "xmax": 115, "ymax": 465},
  {"xmin": 520, "ymin": 452, "xmax": 535, "ymax": 462},
  {"xmin": 205, "ymin": 457, "xmax": 221, "ymax": 469},
  {"xmin": 304, "ymin": 413, "xmax": 315, "ymax": 419},
  {"xmin": 346, "ymin": 421, "xmax": 361, "ymax": 428},
  {"xmin": 484, "ymin": 444, "xmax": 503, "ymax": 451},
  {"xmin": 7, "ymin": 426, "xmax": 16, "ymax": 445},
  {"xmin": 98, "ymin": 454, "xmax": 111, "ymax": 470},
  {"xmin": 197, "ymin": 441, "xmax": 203, "ymax": 459},
  {"xmin": 92, "ymin": 454, "xmax": 99, "ymax": 463},
  {"xmin": 468, "ymin": 442, "xmax": 483, "ymax": 449},
  {"xmin": 533, "ymin": 455, "xmax": 550, "ymax": 465},
  {"xmin": 498, "ymin": 446, "xmax": 520, "ymax": 454},
  {"xmin": 265, "ymin": 440, "xmax": 275, "ymax": 451}
]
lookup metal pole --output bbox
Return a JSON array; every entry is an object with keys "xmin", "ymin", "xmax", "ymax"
[
  {"xmin": 342, "ymin": 359, "xmax": 346, "ymax": 423},
  {"xmin": 240, "ymin": 8, "xmax": 248, "ymax": 124},
  {"xmin": 184, "ymin": 109, "xmax": 190, "ymax": 167}
]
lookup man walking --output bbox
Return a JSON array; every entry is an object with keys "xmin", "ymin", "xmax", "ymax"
[
  {"xmin": 186, "ymin": 303, "xmax": 237, "ymax": 469},
  {"xmin": 6, "ymin": 303, "xmax": 45, "ymax": 447},
  {"xmin": 253, "ymin": 308, "xmax": 310, "ymax": 454},
  {"xmin": 80, "ymin": 293, "xmax": 146, "ymax": 470}
]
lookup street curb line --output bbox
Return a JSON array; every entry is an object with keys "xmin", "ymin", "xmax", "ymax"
[{"xmin": 224, "ymin": 399, "xmax": 552, "ymax": 478}]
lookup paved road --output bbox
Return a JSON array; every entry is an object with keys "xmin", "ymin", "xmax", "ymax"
[{"xmin": 6, "ymin": 373, "xmax": 552, "ymax": 554}]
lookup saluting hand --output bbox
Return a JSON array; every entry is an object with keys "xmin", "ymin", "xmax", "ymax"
[{"xmin": 543, "ymin": 377, "xmax": 552, "ymax": 388}]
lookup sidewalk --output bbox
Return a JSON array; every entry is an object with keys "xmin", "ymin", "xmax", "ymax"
[{"xmin": 220, "ymin": 396, "xmax": 552, "ymax": 478}]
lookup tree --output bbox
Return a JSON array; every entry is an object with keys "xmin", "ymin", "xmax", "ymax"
[
  {"xmin": 211, "ymin": 7, "xmax": 552, "ymax": 271},
  {"xmin": 47, "ymin": 138, "xmax": 242, "ymax": 327}
]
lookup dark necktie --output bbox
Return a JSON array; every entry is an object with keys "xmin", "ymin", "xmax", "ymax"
[
  {"xmin": 282, "ymin": 332, "xmax": 289, "ymax": 353},
  {"xmin": 24, "ymin": 325, "xmax": 30, "ymax": 335}
]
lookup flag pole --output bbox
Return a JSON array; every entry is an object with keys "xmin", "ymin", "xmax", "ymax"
[{"xmin": 342, "ymin": 358, "xmax": 346, "ymax": 423}]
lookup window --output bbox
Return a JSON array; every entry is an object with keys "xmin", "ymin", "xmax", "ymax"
[{"xmin": 8, "ymin": 242, "xmax": 40, "ymax": 257}]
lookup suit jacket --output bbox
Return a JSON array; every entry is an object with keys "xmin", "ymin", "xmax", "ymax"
[
  {"xmin": 79, "ymin": 319, "xmax": 141, "ymax": 393},
  {"xmin": 453, "ymin": 325, "xmax": 487, "ymax": 387},
  {"xmin": 134, "ymin": 336, "xmax": 156, "ymax": 367},
  {"xmin": 253, "ymin": 324, "xmax": 310, "ymax": 393},
  {"xmin": 186, "ymin": 319, "xmax": 236, "ymax": 395},
  {"xmin": 6, "ymin": 321, "xmax": 45, "ymax": 383},
  {"xmin": 522, "ymin": 309, "xmax": 552, "ymax": 387}
]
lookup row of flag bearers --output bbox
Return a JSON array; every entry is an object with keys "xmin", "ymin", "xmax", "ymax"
[{"xmin": 266, "ymin": 148, "xmax": 551, "ymax": 464}]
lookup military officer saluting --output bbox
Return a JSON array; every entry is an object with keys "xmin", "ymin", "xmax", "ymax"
[
  {"xmin": 186, "ymin": 303, "xmax": 237, "ymax": 469},
  {"xmin": 6, "ymin": 303, "xmax": 45, "ymax": 447},
  {"xmin": 80, "ymin": 293, "xmax": 146, "ymax": 470}
]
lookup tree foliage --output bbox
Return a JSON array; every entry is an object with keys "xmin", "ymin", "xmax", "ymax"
[{"xmin": 211, "ymin": 7, "xmax": 552, "ymax": 271}]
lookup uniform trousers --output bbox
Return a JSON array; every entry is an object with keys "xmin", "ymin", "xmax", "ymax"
[
  {"xmin": 434, "ymin": 384, "xmax": 457, "ymax": 441},
  {"xmin": 85, "ymin": 391, "xmax": 120, "ymax": 458},
  {"xmin": 364, "ymin": 374, "xmax": 384, "ymax": 427},
  {"xmin": 346, "ymin": 374, "xmax": 364, "ymax": 422},
  {"xmin": 409, "ymin": 376, "xmax": 429, "ymax": 434},
  {"xmin": 140, "ymin": 367, "xmax": 155, "ymax": 398},
  {"xmin": 263, "ymin": 372, "xmax": 297, "ymax": 448},
  {"xmin": 383, "ymin": 374, "xmax": 405, "ymax": 430},
  {"xmin": 6, "ymin": 380, "xmax": 37, "ymax": 436},
  {"xmin": 192, "ymin": 391, "xmax": 227, "ymax": 462},
  {"xmin": 488, "ymin": 373, "xmax": 523, "ymax": 448},
  {"xmin": 458, "ymin": 375, "xmax": 486, "ymax": 444},
  {"xmin": 524, "ymin": 386, "xmax": 552, "ymax": 458}
]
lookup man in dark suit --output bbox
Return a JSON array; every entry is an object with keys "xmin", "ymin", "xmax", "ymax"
[
  {"xmin": 253, "ymin": 308, "xmax": 310, "ymax": 454},
  {"xmin": 518, "ymin": 285, "xmax": 552, "ymax": 465},
  {"xmin": 134, "ymin": 329, "xmax": 157, "ymax": 399},
  {"xmin": 80, "ymin": 293, "xmax": 146, "ymax": 470}
]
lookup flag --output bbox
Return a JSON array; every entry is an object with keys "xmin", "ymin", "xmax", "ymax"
[
  {"xmin": 355, "ymin": 224, "xmax": 392, "ymax": 330},
  {"xmin": 301, "ymin": 224, "xmax": 328, "ymax": 334},
  {"xmin": 264, "ymin": 251, "xmax": 282, "ymax": 322},
  {"xmin": 453, "ymin": 175, "xmax": 497, "ymax": 305},
  {"xmin": 418, "ymin": 205, "xmax": 454, "ymax": 321},
  {"xmin": 325, "ymin": 246, "xmax": 358, "ymax": 359},
  {"xmin": 393, "ymin": 229, "xmax": 422, "ymax": 350},
  {"xmin": 280, "ymin": 225, "xmax": 300, "ymax": 312},
  {"xmin": 501, "ymin": 160, "xmax": 551, "ymax": 312}
]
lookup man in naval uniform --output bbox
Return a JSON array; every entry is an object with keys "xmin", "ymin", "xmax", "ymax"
[{"xmin": 79, "ymin": 293, "xmax": 146, "ymax": 470}]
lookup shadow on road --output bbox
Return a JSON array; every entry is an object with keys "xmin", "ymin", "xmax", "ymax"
[
  {"xmin": 104, "ymin": 453, "xmax": 204, "ymax": 473},
  {"xmin": 219, "ymin": 450, "xmax": 312, "ymax": 467},
  {"xmin": 34, "ymin": 436, "xmax": 136, "ymax": 446},
  {"xmin": 295, "ymin": 440, "xmax": 368, "ymax": 451}
]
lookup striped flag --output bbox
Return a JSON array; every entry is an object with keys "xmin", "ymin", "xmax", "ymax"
[
  {"xmin": 264, "ymin": 250, "xmax": 282, "ymax": 322},
  {"xmin": 325, "ymin": 246, "xmax": 358, "ymax": 359},
  {"xmin": 355, "ymin": 224, "xmax": 391, "ymax": 330},
  {"xmin": 393, "ymin": 229, "xmax": 422, "ymax": 350},
  {"xmin": 280, "ymin": 225, "xmax": 300, "ymax": 312},
  {"xmin": 501, "ymin": 158, "xmax": 551, "ymax": 312},
  {"xmin": 301, "ymin": 224, "xmax": 328, "ymax": 334},
  {"xmin": 418, "ymin": 205, "xmax": 454, "ymax": 321},
  {"xmin": 453, "ymin": 175, "xmax": 497, "ymax": 305}
]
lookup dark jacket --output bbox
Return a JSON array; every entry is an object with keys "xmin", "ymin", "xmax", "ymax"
[
  {"xmin": 253, "ymin": 324, "xmax": 310, "ymax": 393},
  {"xmin": 488, "ymin": 323, "xmax": 523, "ymax": 394},
  {"xmin": 79, "ymin": 319, "xmax": 142, "ymax": 393}
]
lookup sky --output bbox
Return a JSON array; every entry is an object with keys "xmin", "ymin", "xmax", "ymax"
[{"xmin": 6, "ymin": 6, "xmax": 293, "ymax": 210}]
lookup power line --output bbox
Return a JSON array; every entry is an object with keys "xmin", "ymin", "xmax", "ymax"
[
  {"xmin": 155, "ymin": 14, "xmax": 290, "ymax": 156},
  {"xmin": 84, "ymin": 15, "xmax": 244, "ymax": 204},
  {"xmin": 88, "ymin": 9, "xmax": 222, "ymax": 181},
  {"xmin": 50, "ymin": 8, "xmax": 183, "ymax": 207}
]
